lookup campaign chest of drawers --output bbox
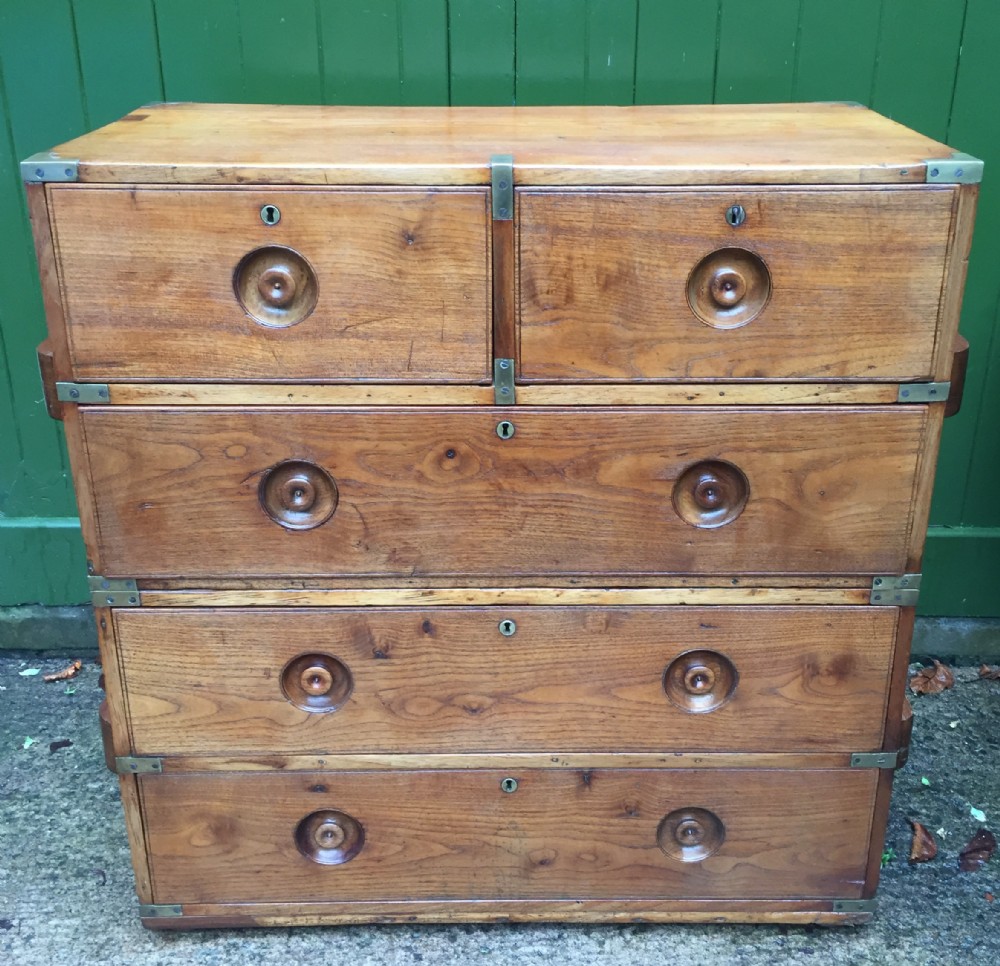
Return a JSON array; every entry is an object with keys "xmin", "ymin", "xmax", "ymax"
[{"xmin": 25, "ymin": 103, "xmax": 979, "ymax": 928}]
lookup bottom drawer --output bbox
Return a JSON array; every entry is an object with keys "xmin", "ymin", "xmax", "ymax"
[{"xmin": 142, "ymin": 769, "xmax": 876, "ymax": 903}]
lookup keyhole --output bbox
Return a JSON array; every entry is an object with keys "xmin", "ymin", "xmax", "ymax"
[
  {"xmin": 725, "ymin": 204, "xmax": 746, "ymax": 227},
  {"xmin": 498, "ymin": 619, "xmax": 517, "ymax": 637},
  {"xmin": 496, "ymin": 420, "xmax": 515, "ymax": 439},
  {"xmin": 260, "ymin": 204, "xmax": 281, "ymax": 226},
  {"xmin": 500, "ymin": 777, "xmax": 519, "ymax": 793}
]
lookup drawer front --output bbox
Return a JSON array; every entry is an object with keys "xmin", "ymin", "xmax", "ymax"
[
  {"xmin": 116, "ymin": 606, "xmax": 898, "ymax": 755},
  {"xmin": 82, "ymin": 406, "xmax": 927, "ymax": 578},
  {"xmin": 49, "ymin": 187, "xmax": 491, "ymax": 382},
  {"xmin": 142, "ymin": 769, "xmax": 875, "ymax": 902},
  {"xmin": 518, "ymin": 187, "xmax": 955, "ymax": 381}
]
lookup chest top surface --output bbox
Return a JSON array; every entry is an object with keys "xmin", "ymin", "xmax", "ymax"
[{"xmin": 27, "ymin": 101, "xmax": 972, "ymax": 187}]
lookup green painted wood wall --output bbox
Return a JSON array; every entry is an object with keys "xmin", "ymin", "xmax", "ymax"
[{"xmin": 1, "ymin": 1, "xmax": 998, "ymax": 613}]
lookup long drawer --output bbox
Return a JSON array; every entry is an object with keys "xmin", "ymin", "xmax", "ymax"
[
  {"xmin": 140, "ymin": 769, "xmax": 876, "ymax": 903},
  {"xmin": 115, "ymin": 606, "xmax": 898, "ymax": 756},
  {"xmin": 80, "ymin": 406, "xmax": 930, "ymax": 578},
  {"xmin": 518, "ymin": 186, "xmax": 957, "ymax": 381},
  {"xmin": 48, "ymin": 186, "xmax": 492, "ymax": 382}
]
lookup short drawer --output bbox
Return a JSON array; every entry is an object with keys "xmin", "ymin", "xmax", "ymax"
[
  {"xmin": 518, "ymin": 186, "xmax": 956, "ymax": 381},
  {"xmin": 141, "ymin": 769, "xmax": 876, "ymax": 903},
  {"xmin": 48, "ymin": 186, "xmax": 491, "ymax": 382},
  {"xmin": 81, "ymin": 406, "xmax": 929, "ymax": 577},
  {"xmin": 115, "ymin": 606, "xmax": 898, "ymax": 756}
]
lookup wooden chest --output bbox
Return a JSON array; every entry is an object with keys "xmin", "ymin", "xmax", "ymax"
[{"xmin": 25, "ymin": 103, "xmax": 980, "ymax": 928}]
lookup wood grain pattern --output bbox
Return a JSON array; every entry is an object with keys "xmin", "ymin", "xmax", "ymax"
[
  {"xmin": 49, "ymin": 186, "xmax": 491, "ymax": 382},
  {"xmin": 115, "ymin": 606, "xmax": 897, "ymax": 756},
  {"xmin": 25, "ymin": 185, "xmax": 71, "ymax": 380},
  {"xmin": 141, "ymin": 899, "xmax": 870, "ymax": 928},
  {"xmin": 105, "ymin": 382, "xmax": 901, "ymax": 406},
  {"xmin": 136, "ymin": 587, "xmax": 873, "ymax": 607},
  {"xmin": 518, "ymin": 187, "xmax": 955, "ymax": 382},
  {"xmin": 154, "ymin": 752, "xmax": 857, "ymax": 774},
  {"xmin": 48, "ymin": 102, "xmax": 950, "ymax": 186},
  {"xmin": 906, "ymin": 403, "xmax": 946, "ymax": 572},
  {"xmin": 141, "ymin": 769, "xmax": 876, "ymax": 903},
  {"xmin": 80, "ymin": 406, "xmax": 929, "ymax": 578}
]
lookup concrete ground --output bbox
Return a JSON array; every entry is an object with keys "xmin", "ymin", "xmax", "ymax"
[{"xmin": 1, "ymin": 650, "xmax": 998, "ymax": 966}]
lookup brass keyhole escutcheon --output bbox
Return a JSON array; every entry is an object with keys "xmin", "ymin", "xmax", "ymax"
[
  {"xmin": 687, "ymin": 247, "xmax": 770, "ymax": 329},
  {"xmin": 260, "ymin": 204, "xmax": 281, "ymax": 226},
  {"xmin": 672, "ymin": 460, "xmax": 749, "ymax": 529},
  {"xmin": 725, "ymin": 203, "xmax": 746, "ymax": 227},
  {"xmin": 260, "ymin": 460, "xmax": 338, "ymax": 530},
  {"xmin": 500, "ymin": 777, "xmax": 519, "ymax": 794},
  {"xmin": 498, "ymin": 619, "xmax": 517, "ymax": 637},
  {"xmin": 657, "ymin": 807, "xmax": 725, "ymax": 862},
  {"xmin": 295, "ymin": 809, "xmax": 364, "ymax": 866},
  {"xmin": 496, "ymin": 420, "xmax": 515, "ymax": 440},
  {"xmin": 663, "ymin": 650, "xmax": 738, "ymax": 713},
  {"xmin": 234, "ymin": 245, "xmax": 318, "ymax": 328},
  {"xmin": 281, "ymin": 653, "xmax": 353, "ymax": 713}
]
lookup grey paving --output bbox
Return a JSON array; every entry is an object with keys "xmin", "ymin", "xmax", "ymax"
[{"xmin": 1, "ymin": 651, "xmax": 998, "ymax": 966}]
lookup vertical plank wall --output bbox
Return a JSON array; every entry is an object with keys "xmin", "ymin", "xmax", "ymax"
[{"xmin": 0, "ymin": 1, "xmax": 997, "ymax": 613}]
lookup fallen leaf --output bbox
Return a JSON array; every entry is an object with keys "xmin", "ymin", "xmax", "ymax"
[
  {"xmin": 43, "ymin": 660, "xmax": 82, "ymax": 682},
  {"xmin": 881, "ymin": 847, "xmax": 896, "ymax": 867},
  {"xmin": 979, "ymin": 665, "xmax": 1000, "ymax": 681},
  {"xmin": 910, "ymin": 660, "xmax": 955, "ymax": 694},
  {"xmin": 987, "ymin": 893, "xmax": 995, "ymax": 903},
  {"xmin": 63, "ymin": 685, "xmax": 77, "ymax": 695},
  {"xmin": 17, "ymin": 668, "xmax": 40, "ymax": 677},
  {"xmin": 92, "ymin": 868, "xmax": 107, "ymax": 886},
  {"xmin": 21, "ymin": 737, "xmax": 34, "ymax": 749},
  {"xmin": 48, "ymin": 739, "xmax": 73, "ymax": 753},
  {"xmin": 920, "ymin": 776, "xmax": 932, "ymax": 787},
  {"xmin": 959, "ymin": 829, "xmax": 997, "ymax": 872},
  {"xmin": 937, "ymin": 827, "xmax": 948, "ymax": 838},
  {"xmin": 949, "ymin": 720, "xmax": 960, "ymax": 729},
  {"xmin": 971, "ymin": 806, "xmax": 987, "ymax": 823},
  {"xmin": 909, "ymin": 821, "xmax": 937, "ymax": 863}
]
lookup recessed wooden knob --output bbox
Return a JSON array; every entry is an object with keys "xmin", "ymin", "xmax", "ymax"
[
  {"xmin": 663, "ymin": 649, "xmax": 738, "ymax": 713},
  {"xmin": 295, "ymin": 809, "xmax": 364, "ymax": 866},
  {"xmin": 257, "ymin": 266, "xmax": 297, "ymax": 308},
  {"xmin": 657, "ymin": 807, "xmax": 725, "ymax": 863},
  {"xmin": 672, "ymin": 460, "xmax": 749, "ymax": 529},
  {"xmin": 260, "ymin": 460, "xmax": 338, "ymax": 530},
  {"xmin": 281, "ymin": 653, "xmax": 352, "ymax": 712},
  {"xmin": 687, "ymin": 247, "xmax": 770, "ymax": 328},
  {"xmin": 234, "ymin": 245, "xmax": 318, "ymax": 327},
  {"xmin": 709, "ymin": 268, "xmax": 746, "ymax": 307}
]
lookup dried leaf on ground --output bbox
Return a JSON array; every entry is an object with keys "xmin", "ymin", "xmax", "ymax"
[
  {"xmin": 909, "ymin": 660, "xmax": 955, "ymax": 695},
  {"xmin": 978, "ymin": 665, "xmax": 1000, "ymax": 681},
  {"xmin": 909, "ymin": 820, "xmax": 937, "ymax": 863},
  {"xmin": 959, "ymin": 829, "xmax": 997, "ymax": 872},
  {"xmin": 17, "ymin": 668, "xmax": 40, "ymax": 677},
  {"xmin": 48, "ymin": 739, "xmax": 73, "ymax": 753},
  {"xmin": 43, "ymin": 660, "xmax": 82, "ymax": 682}
]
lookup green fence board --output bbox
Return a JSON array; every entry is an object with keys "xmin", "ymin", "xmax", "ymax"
[
  {"xmin": 715, "ymin": 0, "xmax": 800, "ymax": 103},
  {"xmin": 0, "ymin": 0, "xmax": 998, "ymax": 613},
  {"xmin": 321, "ymin": 2, "xmax": 403, "ymax": 105},
  {"xmin": 634, "ymin": 0, "xmax": 719, "ymax": 105},
  {"xmin": 516, "ymin": 1, "xmax": 588, "ymax": 105},
  {"xmin": 582, "ymin": 0, "xmax": 637, "ymax": 104},
  {"xmin": 0, "ymin": 1, "xmax": 81, "ymax": 520},
  {"xmin": 941, "ymin": 0, "xmax": 1000, "ymax": 527},
  {"xmin": 73, "ymin": 0, "xmax": 163, "ymax": 127},
  {"xmin": 793, "ymin": 0, "xmax": 881, "ymax": 104},
  {"xmin": 448, "ymin": 0, "xmax": 515, "ymax": 105},
  {"xmin": 154, "ymin": 0, "xmax": 245, "ymax": 102},
  {"xmin": 237, "ymin": 0, "xmax": 322, "ymax": 104}
]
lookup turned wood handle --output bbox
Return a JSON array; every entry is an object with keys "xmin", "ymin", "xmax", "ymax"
[
  {"xmin": 98, "ymin": 699, "xmax": 116, "ymax": 773},
  {"xmin": 945, "ymin": 334, "xmax": 969, "ymax": 418},
  {"xmin": 36, "ymin": 339, "xmax": 62, "ymax": 421}
]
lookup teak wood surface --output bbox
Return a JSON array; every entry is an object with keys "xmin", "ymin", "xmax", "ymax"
[
  {"xmin": 518, "ymin": 187, "xmax": 955, "ymax": 382},
  {"xmin": 49, "ymin": 186, "xmax": 492, "ymax": 383},
  {"xmin": 114, "ymin": 606, "xmax": 897, "ymax": 756},
  {"xmin": 140, "ymin": 769, "xmax": 876, "ymax": 903},
  {"xmin": 47, "ymin": 102, "xmax": 951, "ymax": 186},
  {"xmin": 78, "ymin": 406, "xmax": 929, "ymax": 578}
]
